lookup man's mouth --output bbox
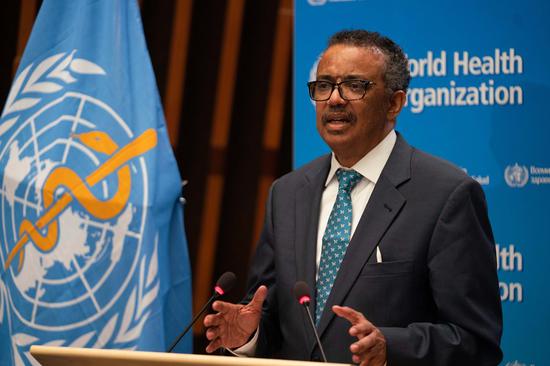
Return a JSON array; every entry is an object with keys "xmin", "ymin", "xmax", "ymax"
[{"xmin": 322, "ymin": 112, "xmax": 354, "ymax": 124}]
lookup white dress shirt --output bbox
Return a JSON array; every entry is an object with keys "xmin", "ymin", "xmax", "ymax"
[
  {"xmin": 316, "ymin": 129, "xmax": 396, "ymax": 271},
  {"xmin": 234, "ymin": 130, "xmax": 397, "ymax": 357}
]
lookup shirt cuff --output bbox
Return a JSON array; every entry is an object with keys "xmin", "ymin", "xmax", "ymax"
[{"xmin": 231, "ymin": 327, "xmax": 259, "ymax": 356}]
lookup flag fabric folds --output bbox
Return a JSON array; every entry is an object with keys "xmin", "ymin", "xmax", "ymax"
[{"xmin": 0, "ymin": 1, "xmax": 192, "ymax": 364}]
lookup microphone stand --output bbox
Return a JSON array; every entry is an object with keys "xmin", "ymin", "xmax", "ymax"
[
  {"xmin": 167, "ymin": 292, "xmax": 220, "ymax": 352},
  {"xmin": 302, "ymin": 301, "xmax": 327, "ymax": 363}
]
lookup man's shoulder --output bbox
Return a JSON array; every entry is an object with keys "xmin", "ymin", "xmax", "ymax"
[
  {"xmin": 271, "ymin": 154, "xmax": 330, "ymax": 192},
  {"xmin": 406, "ymin": 145, "xmax": 481, "ymax": 198},
  {"xmin": 278, "ymin": 154, "xmax": 330, "ymax": 182},
  {"xmin": 412, "ymin": 147, "xmax": 467, "ymax": 179},
  {"xmin": 386, "ymin": 133, "xmax": 471, "ymax": 189}
]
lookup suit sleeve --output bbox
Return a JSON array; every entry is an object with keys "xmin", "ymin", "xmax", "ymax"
[
  {"xmin": 380, "ymin": 178, "xmax": 503, "ymax": 366},
  {"xmin": 243, "ymin": 183, "xmax": 282, "ymax": 357}
]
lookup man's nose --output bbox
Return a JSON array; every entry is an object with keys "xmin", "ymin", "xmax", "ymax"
[{"xmin": 326, "ymin": 85, "xmax": 347, "ymax": 106}]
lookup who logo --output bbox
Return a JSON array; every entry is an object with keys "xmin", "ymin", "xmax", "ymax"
[
  {"xmin": 504, "ymin": 163, "xmax": 529, "ymax": 188},
  {"xmin": 0, "ymin": 51, "xmax": 160, "ymax": 364}
]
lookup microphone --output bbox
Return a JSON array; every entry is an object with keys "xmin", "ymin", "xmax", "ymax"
[
  {"xmin": 168, "ymin": 271, "xmax": 237, "ymax": 352},
  {"xmin": 293, "ymin": 281, "xmax": 327, "ymax": 363}
]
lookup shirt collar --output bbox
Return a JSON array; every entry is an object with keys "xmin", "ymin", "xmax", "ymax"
[{"xmin": 324, "ymin": 129, "xmax": 397, "ymax": 187}]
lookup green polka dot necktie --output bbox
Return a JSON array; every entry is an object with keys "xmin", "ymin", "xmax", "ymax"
[{"xmin": 315, "ymin": 168, "xmax": 362, "ymax": 325}]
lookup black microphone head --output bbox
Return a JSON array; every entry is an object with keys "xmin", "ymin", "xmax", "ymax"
[
  {"xmin": 214, "ymin": 271, "xmax": 237, "ymax": 295},
  {"xmin": 293, "ymin": 281, "xmax": 327, "ymax": 362},
  {"xmin": 293, "ymin": 281, "xmax": 311, "ymax": 305}
]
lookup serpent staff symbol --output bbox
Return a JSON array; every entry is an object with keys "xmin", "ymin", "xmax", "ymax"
[{"xmin": 4, "ymin": 128, "xmax": 158, "ymax": 272}]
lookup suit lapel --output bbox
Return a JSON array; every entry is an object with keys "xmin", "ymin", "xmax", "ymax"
[
  {"xmin": 294, "ymin": 156, "xmax": 331, "ymax": 315},
  {"xmin": 315, "ymin": 134, "xmax": 413, "ymax": 339}
]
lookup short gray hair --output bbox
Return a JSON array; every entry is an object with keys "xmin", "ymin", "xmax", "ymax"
[{"xmin": 327, "ymin": 29, "xmax": 410, "ymax": 93}]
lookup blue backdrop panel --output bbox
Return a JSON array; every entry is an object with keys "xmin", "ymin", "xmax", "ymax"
[{"xmin": 295, "ymin": 1, "xmax": 550, "ymax": 365}]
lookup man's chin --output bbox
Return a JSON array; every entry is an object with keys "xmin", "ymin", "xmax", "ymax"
[
  {"xmin": 321, "ymin": 133, "xmax": 353, "ymax": 152},
  {"xmin": 323, "ymin": 121, "xmax": 352, "ymax": 134}
]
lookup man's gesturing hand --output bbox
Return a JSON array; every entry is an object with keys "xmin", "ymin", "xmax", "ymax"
[
  {"xmin": 333, "ymin": 305, "xmax": 387, "ymax": 366},
  {"xmin": 203, "ymin": 285, "xmax": 268, "ymax": 353}
]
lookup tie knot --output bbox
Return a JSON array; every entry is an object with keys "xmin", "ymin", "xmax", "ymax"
[{"xmin": 335, "ymin": 169, "xmax": 362, "ymax": 192}]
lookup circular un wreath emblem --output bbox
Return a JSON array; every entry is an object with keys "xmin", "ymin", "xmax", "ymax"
[
  {"xmin": 504, "ymin": 163, "xmax": 529, "ymax": 188},
  {"xmin": 0, "ymin": 50, "xmax": 160, "ymax": 365}
]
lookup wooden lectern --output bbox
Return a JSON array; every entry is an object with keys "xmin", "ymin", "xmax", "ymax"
[{"xmin": 30, "ymin": 346, "xmax": 351, "ymax": 366}]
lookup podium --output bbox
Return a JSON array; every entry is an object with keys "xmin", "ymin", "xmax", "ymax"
[{"xmin": 30, "ymin": 346, "xmax": 350, "ymax": 366}]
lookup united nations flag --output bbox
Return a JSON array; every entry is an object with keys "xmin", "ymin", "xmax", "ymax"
[{"xmin": 0, "ymin": 1, "xmax": 192, "ymax": 364}]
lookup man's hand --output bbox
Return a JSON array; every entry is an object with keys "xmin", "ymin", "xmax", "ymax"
[
  {"xmin": 203, "ymin": 285, "xmax": 268, "ymax": 353},
  {"xmin": 333, "ymin": 305, "xmax": 387, "ymax": 366}
]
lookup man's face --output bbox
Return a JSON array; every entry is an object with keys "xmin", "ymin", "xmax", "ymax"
[{"xmin": 315, "ymin": 44, "xmax": 394, "ymax": 166}]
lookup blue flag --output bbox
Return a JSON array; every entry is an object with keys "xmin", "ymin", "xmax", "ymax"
[{"xmin": 0, "ymin": 1, "xmax": 192, "ymax": 364}]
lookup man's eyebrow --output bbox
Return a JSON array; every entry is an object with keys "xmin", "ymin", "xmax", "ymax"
[
  {"xmin": 343, "ymin": 74, "xmax": 367, "ymax": 80},
  {"xmin": 316, "ymin": 74, "xmax": 336, "ymax": 81},
  {"xmin": 315, "ymin": 74, "xmax": 368, "ymax": 81}
]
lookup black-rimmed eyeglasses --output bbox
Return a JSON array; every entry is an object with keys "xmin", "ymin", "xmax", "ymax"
[{"xmin": 307, "ymin": 79, "xmax": 376, "ymax": 101}]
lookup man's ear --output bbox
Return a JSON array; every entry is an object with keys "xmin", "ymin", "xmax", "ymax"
[{"xmin": 387, "ymin": 90, "xmax": 407, "ymax": 121}]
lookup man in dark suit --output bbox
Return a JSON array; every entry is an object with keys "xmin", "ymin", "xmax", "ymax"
[{"xmin": 204, "ymin": 30, "xmax": 503, "ymax": 365}]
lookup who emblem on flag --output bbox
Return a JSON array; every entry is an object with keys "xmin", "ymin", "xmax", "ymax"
[{"xmin": 0, "ymin": 1, "xmax": 192, "ymax": 365}]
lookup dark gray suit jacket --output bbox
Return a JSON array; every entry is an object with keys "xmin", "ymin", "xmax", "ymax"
[{"xmin": 245, "ymin": 134, "xmax": 503, "ymax": 365}]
